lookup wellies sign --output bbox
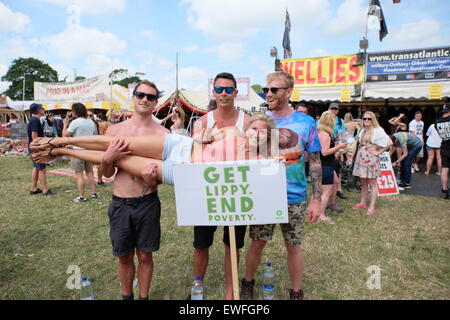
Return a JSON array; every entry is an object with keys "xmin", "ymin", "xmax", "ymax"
[{"xmin": 173, "ymin": 160, "xmax": 288, "ymax": 226}]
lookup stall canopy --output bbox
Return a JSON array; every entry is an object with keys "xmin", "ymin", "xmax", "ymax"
[
  {"xmin": 363, "ymin": 81, "xmax": 450, "ymax": 100},
  {"xmin": 155, "ymin": 88, "xmax": 267, "ymax": 116}
]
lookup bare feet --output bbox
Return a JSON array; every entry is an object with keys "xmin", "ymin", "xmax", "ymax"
[
  {"xmin": 31, "ymin": 150, "xmax": 57, "ymax": 163},
  {"xmin": 30, "ymin": 137, "xmax": 63, "ymax": 152}
]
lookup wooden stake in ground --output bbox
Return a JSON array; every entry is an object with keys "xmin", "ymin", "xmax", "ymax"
[{"xmin": 228, "ymin": 226, "xmax": 240, "ymax": 300}]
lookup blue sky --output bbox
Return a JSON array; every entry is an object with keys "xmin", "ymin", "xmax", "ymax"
[{"xmin": 1, "ymin": 0, "xmax": 449, "ymax": 96}]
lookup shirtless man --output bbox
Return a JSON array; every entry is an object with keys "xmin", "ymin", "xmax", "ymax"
[
  {"xmin": 191, "ymin": 72, "xmax": 250, "ymax": 300},
  {"xmin": 101, "ymin": 80, "xmax": 169, "ymax": 300}
]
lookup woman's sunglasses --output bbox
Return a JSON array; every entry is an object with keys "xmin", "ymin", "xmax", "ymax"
[
  {"xmin": 363, "ymin": 118, "xmax": 373, "ymax": 121},
  {"xmin": 262, "ymin": 87, "xmax": 289, "ymax": 95},
  {"xmin": 214, "ymin": 86, "xmax": 235, "ymax": 94},
  {"xmin": 134, "ymin": 91, "xmax": 158, "ymax": 102}
]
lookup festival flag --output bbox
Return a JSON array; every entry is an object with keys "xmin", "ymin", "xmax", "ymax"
[
  {"xmin": 368, "ymin": 0, "xmax": 388, "ymax": 41},
  {"xmin": 393, "ymin": 0, "xmax": 401, "ymax": 3},
  {"xmin": 282, "ymin": 9, "xmax": 292, "ymax": 59}
]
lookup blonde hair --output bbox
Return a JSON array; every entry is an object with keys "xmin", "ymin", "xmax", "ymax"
[
  {"xmin": 266, "ymin": 71, "xmax": 294, "ymax": 89},
  {"xmin": 174, "ymin": 106, "xmax": 186, "ymax": 123},
  {"xmin": 317, "ymin": 111, "xmax": 335, "ymax": 136},
  {"xmin": 247, "ymin": 112, "xmax": 276, "ymax": 157},
  {"xmin": 344, "ymin": 112, "xmax": 353, "ymax": 123},
  {"xmin": 247, "ymin": 112, "xmax": 276, "ymax": 130},
  {"xmin": 361, "ymin": 111, "xmax": 381, "ymax": 144}
]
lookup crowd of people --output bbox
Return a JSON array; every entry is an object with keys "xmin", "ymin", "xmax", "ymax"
[{"xmin": 25, "ymin": 71, "xmax": 450, "ymax": 301}]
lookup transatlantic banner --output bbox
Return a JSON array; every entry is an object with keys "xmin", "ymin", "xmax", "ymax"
[
  {"xmin": 280, "ymin": 54, "xmax": 364, "ymax": 87},
  {"xmin": 34, "ymin": 75, "xmax": 110, "ymax": 104},
  {"xmin": 366, "ymin": 47, "xmax": 450, "ymax": 82}
]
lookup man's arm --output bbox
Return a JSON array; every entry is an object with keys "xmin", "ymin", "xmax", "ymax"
[
  {"xmin": 99, "ymin": 126, "xmax": 127, "ymax": 178},
  {"xmin": 307, "ymin": 151, "xmax": 322, "ymax": 222}
]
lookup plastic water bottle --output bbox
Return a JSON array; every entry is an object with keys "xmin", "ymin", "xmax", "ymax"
[
  {"xmin": 80, "ymin": 276, "xmax": 94, "ymax": 300},
  {"xmin": 191, "ymin": 275, "xmax": 203, "ymax": 300},
  {"xmin": 263, "ymin": 262, "xmax": 275, "ymax": 300}
]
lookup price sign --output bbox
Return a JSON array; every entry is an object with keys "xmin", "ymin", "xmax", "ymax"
[{"xmin": 376, "ymin": 152, "xmax": 399, "ymax": 196}]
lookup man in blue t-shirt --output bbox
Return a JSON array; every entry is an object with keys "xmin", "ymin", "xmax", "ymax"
[
  {"xmin": 27, "ymin": 103, "xmax": 54, "ymax": 196},
  {"xmin": 241, "ymin": 71, "xmax": 322, "ymax": 300}
]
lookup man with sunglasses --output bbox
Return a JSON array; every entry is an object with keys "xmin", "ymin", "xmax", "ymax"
[
  {"xmin": 191, "ymin": 72, "xmax": 250, "ymax": 300},
  {"xmin": 100, "ymin": 80, "xmax": 169, "ymax": 300},
  {"xmin": 241, "ymin": 71, "xmax": 322, "ymax": 300}
]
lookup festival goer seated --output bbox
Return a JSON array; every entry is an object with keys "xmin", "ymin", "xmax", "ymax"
[{"xmin": 30, "ymin": 113, "xmax": 302, "ymax": 185}]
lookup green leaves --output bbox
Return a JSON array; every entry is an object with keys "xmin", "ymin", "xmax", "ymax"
[{"xmin": 1, "ymin": 57, "xmax": 59, "ymax": 100}]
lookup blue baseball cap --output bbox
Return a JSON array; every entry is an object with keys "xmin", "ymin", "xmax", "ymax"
[{"xmin": 30, "ymin": 103, "xmax": 43, "ymax": 114}]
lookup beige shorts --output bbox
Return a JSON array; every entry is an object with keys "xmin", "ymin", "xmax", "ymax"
[
  {"xmin": 71, "ymin": 157, "xmax": 94, "ymax": 173},
  {"xmin": 249, "ymin": 202, "xmax": 307, "ymax": 246}
]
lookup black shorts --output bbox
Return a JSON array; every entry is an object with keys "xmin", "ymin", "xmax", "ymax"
[
  {"xmin": 108, "ymin": 193, "xmax": 161, "ymax": 257},
  {"xmin": 442, "ymin": 148, "xmax": 450, "ymax": 169},
  {"xmin": 32, "ymin": 161, "xmax": 46, "ymax": 171},
  {"xmin": 193, "ymin": 225, "xmax": 247, "ymax": 249}
]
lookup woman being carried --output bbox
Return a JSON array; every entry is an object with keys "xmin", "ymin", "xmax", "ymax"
[{"xmin": 31, "ymin": 113, "xmax": 301, "ymax": 186}]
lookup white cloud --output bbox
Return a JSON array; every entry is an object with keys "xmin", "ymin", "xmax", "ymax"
[
  {"xmin": 322, "ymin": 0, "xmax": 366, "ymax": 37},
  {"xmin": 386, "ymin": 18, "xmax": 449, "ymax": 49},
  {"xmin": 205, "ymin": 42, "xmax": 244, "ymax": 63},
  {"xmin": 32, "ymin": 26, "xmax": 127, "ymax": 60},
  {"xmin": 160, "ymin": 66, "xmax": 210, "ymax": 92},
  {"xmin": 51, "ymin": 64, "xmax": 73, "ymax": 81},
  {"xmin": 36, "ymin": 0, "xmax": 126, "ymax": 15},
  {"xmin": 84, "ymin": 54, "xmax": 134, "ymax": 77},
  {"xmin": 0, "ymin": 2, "xmax": 32, "ymax": 33},
  {"xmin": 307, "ymin": 48, "xmax": 330, "ymax": 58},
  {"xmin": 180, "ymin": 0, "xmax": 331, "ymax": 40},
  {"xmin": 0, "ymin": 63, "xmax": 10, "ymax": 93},
  {"xmin": 139, "ymin": 29, "xmax": 156, "ymax": 40},
  {"xmin": 0, "ymin": 37, "xmax": 35, "ymax": 62},
  {"xmin": 183, "ymin": 45, "xmax": 199, "ymax": 53}
]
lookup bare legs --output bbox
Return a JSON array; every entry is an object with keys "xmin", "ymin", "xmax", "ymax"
[
  {"xmin": 244, "ymin": 240, "xmax": 304, "ymax": 292},
  {"xmin": 425, "ymin": 149, "xmax": 442, "ymax": 175},
  {"xmin": 319, "ymin": 184, "xmax": 333, "ymax": 221},
  {"xmin": 119, "ymin": 250, "xmax": 154, "ymax": 299},
  {"xmin": 38, "ymin": 148, "xmax": 163, "ymax": 183},
  {"xmin": 31, "ymin": 167, "xmax": 49, "ymax": 193},
  {"xmin": 30, "ymin": 135, "xmax": 166, "ymax": 160},
  {"xmin": 357, "ymin": 178, "xmax": 378, "ymax": 213}
]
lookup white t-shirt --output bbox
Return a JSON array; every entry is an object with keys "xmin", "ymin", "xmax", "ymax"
[
  {"xmin": 409, "ymin": 119, "xmax": 424, "ymax": 141},
  {"xmin": 426, "ymin": 124, "xmax": 442, "ymax": 148},
  {"xmin": 67, "ymin": 117, "xmax": 97, "ymax": 149},
  {"xmin": 371, "ymin": 127, "xmax": 389, "ymax": 147}
]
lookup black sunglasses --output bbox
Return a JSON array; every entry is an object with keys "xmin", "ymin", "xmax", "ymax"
[
  {"xmin": 214, "ymin": 86, "xmax": 235, "ymax": 94},
  {"xmin": 262, "ymin": 87, "xmax": 289, "ymax": 95},
  {"xmin": 363, "ymin": 118, "xmax": 373, "ymax": 121},
  {"xmin": 134, "ymin": 91, "xmax": 158, "ymax": 101}
]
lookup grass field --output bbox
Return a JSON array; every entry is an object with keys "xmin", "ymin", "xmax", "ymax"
[{"xmin": 0, "ymin": 156, "xmax": 449, "ymax": 300}]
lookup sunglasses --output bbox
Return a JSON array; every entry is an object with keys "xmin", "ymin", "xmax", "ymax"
[
  {"xmin": 134, "ymin": 91, "xmax": 158, "ymax": 101},
  {"xmin": 363, "ymin": 118, "xmax": 373, "ymax": 121},
  {"xmin": 262, "ymin": 87, "xmax": 289, "ymax": 95},
  {"xmin": 214, "ymin": 86, "xmax": 235, "ymax": 94}
]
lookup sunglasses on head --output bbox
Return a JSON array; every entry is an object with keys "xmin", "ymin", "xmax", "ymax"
[
  {"xmin": 262, "ymin": 87, "xmax": 289, "ymax": 95},
  {"xmin": 363, "ymin": 117, "xmax": 373, "ymax": 121},
  {"xmin": 134, "ymin": 91, "xmax": 158, "ymax": 101},
  {"xmin": 213, "ymin": 86, "xmax": 235, "ymax": 94}
]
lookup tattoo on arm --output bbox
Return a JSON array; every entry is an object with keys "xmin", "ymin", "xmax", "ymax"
[{"xmin": 309, "ymin": 152, "xmax": 322, "ymax": 201}]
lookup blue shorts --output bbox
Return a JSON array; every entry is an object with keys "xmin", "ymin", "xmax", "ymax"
[
  {"xmin": 426, "ymin": 145, "xmax": 439, "ymax": 151},
  {"xmin": 322, "ymin": 166, "xmax": 335, "ymax": 185},
  {"xmin": 32, "ymin": 161, "xmax": 46, "ymax": 171},
  {"xmin": 162, "ymin": 134, "xmax": 193, "ymax": 185}
]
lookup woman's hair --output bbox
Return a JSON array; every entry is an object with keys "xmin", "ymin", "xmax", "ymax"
[
  {"xmin": 317, "ymin": 111, "xmax": 335, "ymax": 136},
  {"xmin": 247, "ymin": 112, "xmax": 276, "ymax": 130},
  {"xmin": 344, "ymin": 112, "xmax": 353, "ymax": 123},
  {"xmin": 72, "ymin": 103, "xmax": 87, "ymax": 118},
  {"xmin": 361, "ymin": 111, "xmax": 381, "ymax": 144},
  {"xmin": 247, "ymin": 113, "xmax": 276, "ymax": 157},
  {"xmin": 174, "ymin": 106, "xmax": 185, "ymax": 123},
  {"xmin": 46, "ymin": 112, "xmax": 55, "ymax": 126}
]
